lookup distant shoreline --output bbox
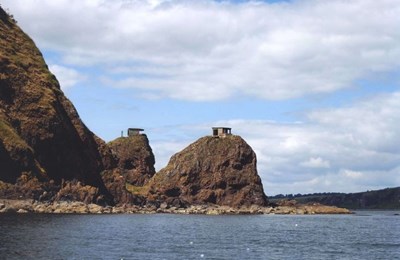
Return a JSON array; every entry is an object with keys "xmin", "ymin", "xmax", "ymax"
[{"xmin": 269, "ymin": 186, "xmax": 400, "ymax": 210}]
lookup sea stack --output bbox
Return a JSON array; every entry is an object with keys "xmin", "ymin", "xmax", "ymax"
[
  {"xmin": 101, "ymin": 132, "xmax": 156, "ymax": 205},
  {"xmin": 147, "ymin": 132, "xmax": 268, "ymax": 207},
  {"xmin": 108, "ymin": 132, "xmax": 155, "ymax": 186}
]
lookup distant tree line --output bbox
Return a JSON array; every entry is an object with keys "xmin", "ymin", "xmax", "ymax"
[{"xmin": 269, "ymin": 187, "xmax": 400, "ymax": 209}]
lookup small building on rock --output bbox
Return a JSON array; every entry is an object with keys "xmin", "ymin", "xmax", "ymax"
[
  {"xmin": 128, "ymin": 128, "xmax": 144, "ymax": 136},
  {"xmin": 212, "ymin": 127, "xmax": 232, "ymax": 137}
]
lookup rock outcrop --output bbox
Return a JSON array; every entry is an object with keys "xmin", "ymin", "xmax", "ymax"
[
  {"xmin": 0, "ymin": 7, "xmax": 113, "ymax": 204},
  {"xmin": 146, "ymin": 135, "xmax": 268, "ymax": 207},
  {"xmin": 108, "ymin": 135, "xmax": 155, "ymax": 186},
  {"xmin": 101, "ymin": 135, "xmax": 156, "ymax": 205}
]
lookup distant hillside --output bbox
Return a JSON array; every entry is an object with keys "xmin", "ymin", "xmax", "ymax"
[{"xmin": 269, "ymin": 187, "xmax": 400, "ymax": 209}]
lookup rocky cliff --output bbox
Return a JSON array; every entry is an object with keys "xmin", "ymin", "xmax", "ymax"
[
  {"xmin": 146, "ymin": 135, "xmax": 268, "ymax": 207},
  {"xmin": 0, "ymin": 7, "xmax": 114, "ymax": 203}
]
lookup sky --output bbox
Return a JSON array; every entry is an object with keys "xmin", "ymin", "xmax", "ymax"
[{"xmin": 2, "ymin": 0, "xmax": 400, "ymax": 195}]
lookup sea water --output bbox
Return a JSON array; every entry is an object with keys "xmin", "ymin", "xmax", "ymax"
[{"xmin": 0, "ymin": 211, "xmax": 399, "ymax": 259}]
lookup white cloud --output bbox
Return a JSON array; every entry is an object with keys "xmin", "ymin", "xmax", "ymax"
[
  {"xmin": 3, "ymin": 0, "xmax": 400, "ymax": 100},
  {"xmin": 340, "ymin": 169, "xmax": 363, "ymax": 179},
  {"xmin": 308, "ymin": 92, "xmax": 400, "ymax": 153},
  {"xmin": 49, "ymin": 64, "xmax": 86, "ymax": 89},
  {"xmin": 301, "ymin": 157, "xmax": 330, "ymax": 169}
]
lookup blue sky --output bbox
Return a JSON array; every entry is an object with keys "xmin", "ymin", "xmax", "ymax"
[{"xmin": 3, "ymin": 0, "xmax": 400, "ymax": 195}]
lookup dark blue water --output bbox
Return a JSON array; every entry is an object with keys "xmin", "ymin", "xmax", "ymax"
[{"xmin": 0, "ymin": 211, "xmax": 399, "ymax": 259}]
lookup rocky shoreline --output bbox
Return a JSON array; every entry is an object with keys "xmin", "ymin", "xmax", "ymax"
[{"xmin": 0, "ymin": 199, "xmax": 351, "ymax": 215}]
